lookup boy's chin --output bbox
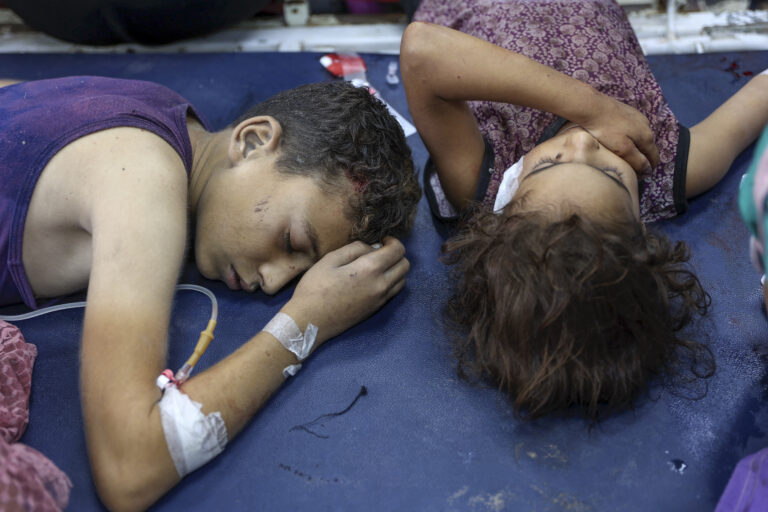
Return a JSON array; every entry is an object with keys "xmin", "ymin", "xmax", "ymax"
[{"xmin": 192, "ymin": 258, "xmax": 217, "ymax": 281}]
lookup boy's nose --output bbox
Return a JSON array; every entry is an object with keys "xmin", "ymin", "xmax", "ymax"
[{"xmin": 258, "ymin": 261, "xmax": 304, "ymax": 295}]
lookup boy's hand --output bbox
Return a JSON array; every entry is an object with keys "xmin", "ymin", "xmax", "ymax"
[
  {"xmin": 280, "ymin": 236, "xmax": 409, "ymax": 348},
  {"xmin": 579, "ymin": 96, "xmax": 660, "ymax": 176}
]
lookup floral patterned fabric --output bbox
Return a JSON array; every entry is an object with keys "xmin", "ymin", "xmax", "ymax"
[
  {"xmin": 414, "ymin": 0, "xmax": 684, "ymax": 223},
  {"xmin": 0, "ymin": 320, "xmax": 71, "ymax": 511}
]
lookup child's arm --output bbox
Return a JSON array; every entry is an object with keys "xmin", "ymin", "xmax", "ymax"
[
  {"xmin": 400, "ymin": 21, "xmax": 658, "ymax": 209},
  {"xmin": 76, "ymin": 128, "xmax": 408, "ymax": 511},
  {"xmin": 686, "ymin": 73, "xmax": 768, "ymax": 197}
]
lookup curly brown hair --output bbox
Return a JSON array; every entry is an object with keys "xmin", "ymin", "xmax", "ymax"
[
  {"xmin": 233, "ymin": 81, "xmax": 421, "ymax": 243},
  {"xmin": 442, "ymin": 206, "xmax": 714, "ymax": 421}
]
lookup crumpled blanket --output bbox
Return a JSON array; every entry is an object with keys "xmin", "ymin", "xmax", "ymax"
[{"xmin": 0, "ymin": 320, "xmax": 71, "ymax": 511}]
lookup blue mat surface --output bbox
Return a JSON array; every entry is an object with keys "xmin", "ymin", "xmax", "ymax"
[{"xmin": 2, "ymin": 50, "xmax": 768, "ymax": 511}]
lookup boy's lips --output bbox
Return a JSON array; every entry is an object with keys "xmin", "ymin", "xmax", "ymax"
[
  {"xmin": 225, "ymin": 264, "xmax": 241, "ymax": 291},
  {"xmin": 226, "ymin": 264, "xmax": 258, "ymax": 292}
]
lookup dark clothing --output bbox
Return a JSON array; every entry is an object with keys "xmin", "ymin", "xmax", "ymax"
[
  {"xmin": 5, "ymin": 0, "xmax": 270, "ymax": 45},
  {"xmin": 0, "ymin": 76, "xmax": 207, "ymax": 308}
]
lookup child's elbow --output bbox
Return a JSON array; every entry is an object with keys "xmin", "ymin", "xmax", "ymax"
[{"xmin": 400, "ymin": 21, "xmax": 433, "ymax": 74}]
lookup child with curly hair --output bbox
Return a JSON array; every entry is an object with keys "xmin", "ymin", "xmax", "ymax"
[{"xmin": 401, "ymin": 0, "xmax": 768, "ymax": 420}]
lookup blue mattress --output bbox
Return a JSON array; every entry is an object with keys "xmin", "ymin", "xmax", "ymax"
[{"xmin": 2, "ymin": 50, "xmax": 768, "ymax": 511}]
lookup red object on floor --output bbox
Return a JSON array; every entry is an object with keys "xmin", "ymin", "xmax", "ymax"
[{"xmin": 319, "ymin": 53, "xmax": 367, "ymax": 79}]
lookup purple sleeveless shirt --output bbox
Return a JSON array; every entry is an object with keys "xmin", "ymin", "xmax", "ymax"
[
  {"xmin": 0, "ymin": 76, "xmax": 208, "ymax": 308},
  {"xmin": 415, "ymin": 0, "xmax": 687, "ymax": 225}
]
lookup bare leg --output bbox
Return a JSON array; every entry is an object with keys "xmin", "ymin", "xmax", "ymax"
[{"xmin": 686, "ymin": 72, "xmax": 768, "ymax": 198}]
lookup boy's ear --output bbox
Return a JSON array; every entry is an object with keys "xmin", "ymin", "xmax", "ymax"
[{"xmin": 228, "ymin": 115, "xmax": 282, "ymax": 163}]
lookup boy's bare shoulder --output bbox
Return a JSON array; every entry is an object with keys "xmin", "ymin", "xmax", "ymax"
[
  {"xmin": 43, "ymin": 125, "xmax": 189, "ymax": 216},
  {"xmin": 62, "ymin": 126, "xmax": 189, "ymax": 254},
  {"xmin": 25, "ymin": 126, "xmax": 190, "ymax": 299}
]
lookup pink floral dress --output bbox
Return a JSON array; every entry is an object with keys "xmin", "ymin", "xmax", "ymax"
[{"xmin": 415, "ymin": 0, "xmax": 687, "ymax": 223}]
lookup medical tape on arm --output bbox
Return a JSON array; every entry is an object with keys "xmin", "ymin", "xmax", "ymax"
[
  {"xmin": 262, "ymin": 312, "xmax": 318, "ymax": 378},
  {"xmin": 157, "ymin": 385, "xmax": 228, "ymax": 477}
]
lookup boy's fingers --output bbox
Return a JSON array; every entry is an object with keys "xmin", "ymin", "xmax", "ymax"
[
  {"xmin": 323, "ymin": 237, "xmax": 406, "ymax": 273},
  {"xmin": 384, "ymin": 277, "xmax": 407, "ymax": 302},
  {"xmin": 323, "ymin": 240, "xmax": 375, "ymax": 267},
  {"xmin": 358, "ymin": 236, "xmax": 406, "ymax": 269},
  {"xmin": 384, "ymin": 256, "xmax": 411, "ymax": 283}
]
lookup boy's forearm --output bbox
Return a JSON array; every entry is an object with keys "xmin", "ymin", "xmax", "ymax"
[
  {"xmin": 181, "ymin": 330, "xmax": 298, "ymax": 433},
  {"xmin": 84, "ymin": 325, "xmax": 298, "ymax": 511},
  {"xmin": 83, "ymin": 233, "xmax": 407, "ymax": 510}
]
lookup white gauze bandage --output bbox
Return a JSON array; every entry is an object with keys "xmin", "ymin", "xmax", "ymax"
[
  {"xmin": 262, "ymin": 312, "xmax": 318, "ymax": 378},
  {"xmin": 493, "ymin": 156, "xmax": 526, "ymax": 213},
  {"xmin": 158, "ymin": 386, "xmax": 228, "ymax": 477}
]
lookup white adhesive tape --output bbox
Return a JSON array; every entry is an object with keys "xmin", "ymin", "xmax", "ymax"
[
  {"xmin": 494, "ymin": 156, "xmax": 526, "ymax": 213},
  {"xmin": 262, "ymin": 312, "xmax": 318, "ymax": 377},
  {"xmin": 158, "ymin": 386, "xmax": 228, "ymax": 477}
]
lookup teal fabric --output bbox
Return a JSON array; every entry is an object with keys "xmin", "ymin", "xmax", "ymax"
[{"xmin": 739, "ymin": 124, "xmax": 768, "ymax": 274}]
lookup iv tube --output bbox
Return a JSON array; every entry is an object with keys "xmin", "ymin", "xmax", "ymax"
[{"xmin": 0, "ymin": 284, "xmax": 218, "ymax": 384}]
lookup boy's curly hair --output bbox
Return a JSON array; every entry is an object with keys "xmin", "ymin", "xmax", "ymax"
[
  {"xmin": 233, "ymin": 81, "xmax": 421, "ymax": 243},
  {"xmin": 442, "ymin": 206, "xmax": 714, "ymax": 421}
]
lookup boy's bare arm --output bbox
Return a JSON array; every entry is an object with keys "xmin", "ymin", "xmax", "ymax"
[
  {"xmin": 687, "ymin": 73, "xmax": 768, "ymax": 197},
  {"xmin": 77, "ymin": 128, "xmax": 409, "ymax": 511},
  {"xmin": 78, "ymin": 127, "xmax": 189, "ymax": 510},
  {"xmin": 400, "ymin": 21, "xmax": 658, "ymax": 209}
]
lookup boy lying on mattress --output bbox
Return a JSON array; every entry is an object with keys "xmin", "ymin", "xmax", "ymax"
[
  {"xmin": 0, "ymin": 77, "xmax": 419, "ymax": 510},
  {"xmin": 402, "ymin": 0, "xmax": 768, "ymax": 421}
]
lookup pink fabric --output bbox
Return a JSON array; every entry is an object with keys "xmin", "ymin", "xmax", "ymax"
[
  {"xmin": 414, "ymin": 0, "xmax": 682, "ymax": 223},
  {"xmin": 0, "ymin": 320, "xmax": 71, "ymax": 511}
]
